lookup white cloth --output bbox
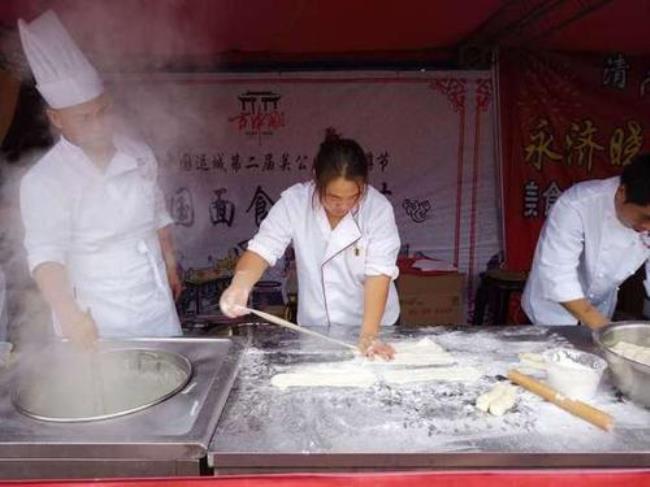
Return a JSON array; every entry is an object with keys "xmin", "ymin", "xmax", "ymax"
[
  {"xmin": 247, "ymin": 182, "xmax": 401, "ymax": 328},
  {"xmin": 18, "ymin": 10, "xmax": 103, "ymax": 109},
  {"xmin": 0, "ymin": 269, "xmax": 7, "ymax": 341},
  {"xmin": 20, "ymin": 135, "xmax": 181, "ymax": 337},
  {"xmin": 522, "ymin": 176, "xmax": 650, "ymax": 325}
]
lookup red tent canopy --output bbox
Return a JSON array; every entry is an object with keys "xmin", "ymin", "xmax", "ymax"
[{"xmin": 0, "ymin": 0, "xmax": 648, "ymax": 69}]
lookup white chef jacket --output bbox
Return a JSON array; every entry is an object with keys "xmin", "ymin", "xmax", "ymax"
[
  {"xmin": 247, "ymin": 182, "xmax": 401, "ymax": 329},
  {"xmin": 0, "ymin": 269, "xmax": 7, "ymax": 341},
  {"xmin": 522, "ymin": 176, "xmax": 650, "ymax": 325},
  {"xmin": 20, "ymin": 135, "xmax": 181, "ymax": 337}
]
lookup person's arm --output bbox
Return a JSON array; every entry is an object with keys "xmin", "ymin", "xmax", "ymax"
[
  {"xmin": 20, "ymin": 173, "xmax": 96, "ymax": 347},
  {"xmin": 219, "ymin": 194, "xmax": 293, "ymax": 318},
  {"xmin": 157, "ymin": 225, "xmax": 182, "ymax": 300},
  {"xmin": 534, "ymin": 196, "xmax": 593, "ymax": 323},
  {"xmin": 148, "ymin": 148, "xmax": 182, "ymax": 300},
  {"xmin": 359, "ymin": 275, "xmax": 395, "ymax": 359},
  {"xmin": 33, "ymin": 262, "xmax": 97, "ymax": 347},
  {"xmin": 219, "ymin": 251, "xmax": 269, "ymax": 317},
  {"xmin": 560, "ymin": 298, "xmax": 609, "ymax": 330},
  {"xmin": 358, "ymin": 197, "xmax": 401, "ymax": 359},
  {"xmin": 643, "ymin": 260, "xmax": 650, "ymax": 299}
]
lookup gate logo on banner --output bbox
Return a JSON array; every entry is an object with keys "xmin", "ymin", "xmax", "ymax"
[{"xmin": 229, "ymin": 90, "xmax": 286, "ymax": 143}]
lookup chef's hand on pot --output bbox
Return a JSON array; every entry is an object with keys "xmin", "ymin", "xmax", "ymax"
[
  {"xmin": 60, "ymin": 309, "xmax": 98, "ymax": 350},
  {"xmin": 358, "ymin": 334, "xmax": 395, "ymax": 361}
]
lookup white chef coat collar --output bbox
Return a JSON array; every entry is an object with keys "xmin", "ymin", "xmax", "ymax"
[
  {"xmin": 58, "ymin": 135, "xmax": 138, "ymax": 178},
  {"xmin": 607, "ymin": 176, "xmax": 638, "ymax": 232},
  {"xmin": 310, "ymin": 185, "xmax": 362, "ymax": 264},
  {"xmin": 312, "ymin": 183, "xmax": 362, "ymax": 236}
]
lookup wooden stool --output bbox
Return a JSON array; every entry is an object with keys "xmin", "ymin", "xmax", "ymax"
[{"xmin": 473, "ymin": 270, "xmax": 528, "ymax": 325}]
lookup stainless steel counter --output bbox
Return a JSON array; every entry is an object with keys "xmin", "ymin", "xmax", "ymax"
[
  {"xmin": 208, "ymin": 325, "xmax": 650, "ymax": 473},
  {"xmin": 0, "ymin": 337, "xmax": 244, "ymax": 479}
]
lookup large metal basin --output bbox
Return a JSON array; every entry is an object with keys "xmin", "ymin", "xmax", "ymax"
[
  {"xmin": 13, "ymin": 347, "xmax": 192, "ymax": 422},
  {"xmin": 593, "ymin": 321, "xmax": 650, "ymax": 408}
]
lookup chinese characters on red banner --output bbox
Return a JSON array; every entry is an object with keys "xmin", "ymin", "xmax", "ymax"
[{"xmin": 500, "ymin": 50, "xmax": 650, "ymax": 271}]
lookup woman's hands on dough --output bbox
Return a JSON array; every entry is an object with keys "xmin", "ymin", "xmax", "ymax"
[{"xmin": 358, "ymin": 334, "xmax": 395, "ymax": 361}]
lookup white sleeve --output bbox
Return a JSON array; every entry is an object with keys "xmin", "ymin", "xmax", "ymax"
[
  {"xmin": 535, "ymin": 197, "xmax": 585, "ymax": 303},
  {"xmin": 247, "ymin": 196, "xmax": 293, "ymax": 267},
  {"xmin": 365, "ymin": 201, "xmax": 400, "ymax": 280},
  {"xmin": 147, "ymin": 151, "xmax": 173, "ymax": 229},
  {"xmin": 643, "ymin": 260, "xmax": 650, "ymax": 298},
  {"xmin": 20, "ymin": 174, "xmax": 72, "ymax": 273}
]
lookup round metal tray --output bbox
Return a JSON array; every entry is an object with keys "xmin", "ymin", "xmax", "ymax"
[
  {"xmin": 593, "ymin": 321, "xmax": 650, "ymax": 408},
  {"xmin": 13, "ymin": 348, "xmax": 192, "ymax": 422}
]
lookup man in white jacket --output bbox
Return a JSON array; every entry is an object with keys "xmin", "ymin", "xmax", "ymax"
[
  {"xmin": 18, "ymin": 11, "xmax": 182, "ymax": 346},
  {"xmin": 522, "ymin": 153, "xmax": 650, "ymax": 329}
]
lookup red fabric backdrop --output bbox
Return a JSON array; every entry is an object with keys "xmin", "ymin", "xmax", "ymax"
[{"xmin": 500, "ymin": 49, "xmax": 650, "ymax": 271}]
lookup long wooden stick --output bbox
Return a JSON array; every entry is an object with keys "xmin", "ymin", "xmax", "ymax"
[
  {"xmin": 508, "ymin": 369, "xmax": 614, "ymax": 431},
  {"xmin": 243, "ymin": 307, "xmax": 358, "ymax": 351}
]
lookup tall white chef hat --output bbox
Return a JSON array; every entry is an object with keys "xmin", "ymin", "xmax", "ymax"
[{"xmin": 18, "ymin": 10, "xmax": 103, "ymax": 109}]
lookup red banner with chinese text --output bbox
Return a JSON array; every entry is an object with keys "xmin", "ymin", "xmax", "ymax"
[{"xmin": 500, "ymin": 49, "xmax": 650, "ymax": 271}]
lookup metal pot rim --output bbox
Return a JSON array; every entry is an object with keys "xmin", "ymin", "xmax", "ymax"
[
  {"xmin": 12, "ymin": 347, "xmax": 193, "ymax": 423},
  {"xmin": 592, "ymin": 321, "xmax": 650, "ymax": 371}
]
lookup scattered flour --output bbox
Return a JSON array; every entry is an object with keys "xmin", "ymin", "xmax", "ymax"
[
  {"xmin": 382, "ymin": 366, "xmax": 481, "ymax": 385},
  {"xmin": 270, "ymin": 337, "xmax": 481, "ymax": 389}
]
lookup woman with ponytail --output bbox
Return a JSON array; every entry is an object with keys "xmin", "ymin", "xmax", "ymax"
[{"xmin": 220, "ymin": 129, "xmax": 401, "ymax": 359}]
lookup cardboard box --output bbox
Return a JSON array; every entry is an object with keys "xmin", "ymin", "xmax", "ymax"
[{"xmin": 397, "ymin": 272, "xmax": 464, "ymax": 325}]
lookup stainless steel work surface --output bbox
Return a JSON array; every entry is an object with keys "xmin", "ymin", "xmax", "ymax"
[
  {"xmin": 0, "ymin": 337, "xmax": 243, "ymax": 461},
  {"xmin": 208, "ymin": 325, "xmax": 650, "ymax": 471}
]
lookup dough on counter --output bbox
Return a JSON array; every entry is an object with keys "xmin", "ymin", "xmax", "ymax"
[
  {"xmin": 610, "ymin": 341, "xmax": 650, "ymax": 366},
  {"xmin": 476, "ymin": 382, "xmax": 507, "ymax": 412},
  {"xmin": 489, "ymin": 384, "xmax": 517, "ymax": 416},
  {"xmin": 270, "ymin": 337, "xmax": 480, "ymax": 389},
  {"xmin": 476, "ymin": 382, "xmax": 517, "ymax": 416},
  {"xmin": 382, "ymin": 366, "xmax": 482, "ymax": 385},
  {"xmin": 271, "ymin": 363, "xmax": 377, "ymax": 390},
  {"xmin": 387, "ymin": 337, "xmax": 455, "ymax": 366}
]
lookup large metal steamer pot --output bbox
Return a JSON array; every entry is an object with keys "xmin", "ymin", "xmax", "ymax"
[
  {"xmin": 593, "ymin": 321, "xmax": 650, "ymax": 408},
  {"xmin": 13, "ymin": 345, "xmax": 192, "ymax": 422}
]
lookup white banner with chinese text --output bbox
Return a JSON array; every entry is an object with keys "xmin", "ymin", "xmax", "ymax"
[{"xmin": 113, "ymin": 71, "xmax": 500, "ymax": 319}]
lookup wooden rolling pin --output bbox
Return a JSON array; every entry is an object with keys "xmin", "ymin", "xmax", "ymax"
[
  {"xmin": 507, "ymin": 369, "xmax": 614, "ymax": 431},
  {"xmin": 243, "ymin": 307, "xmax": 358, "ymax": 352}
]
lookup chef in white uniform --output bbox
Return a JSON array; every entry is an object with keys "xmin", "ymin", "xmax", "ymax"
[
  {"xmin": 0, "ymin": 268, "xmax": 7, "ymax": 342},
  {"xmin": 522, "ymin": 153, "xmax": 650, "ymax": 329},
  {"xmin": 220, "ymin": 130, "xmax": 400, "ymax": 359},
  {"xmin": 18, "ymin": 11, "xmax": 182, "ymax": 346}
]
